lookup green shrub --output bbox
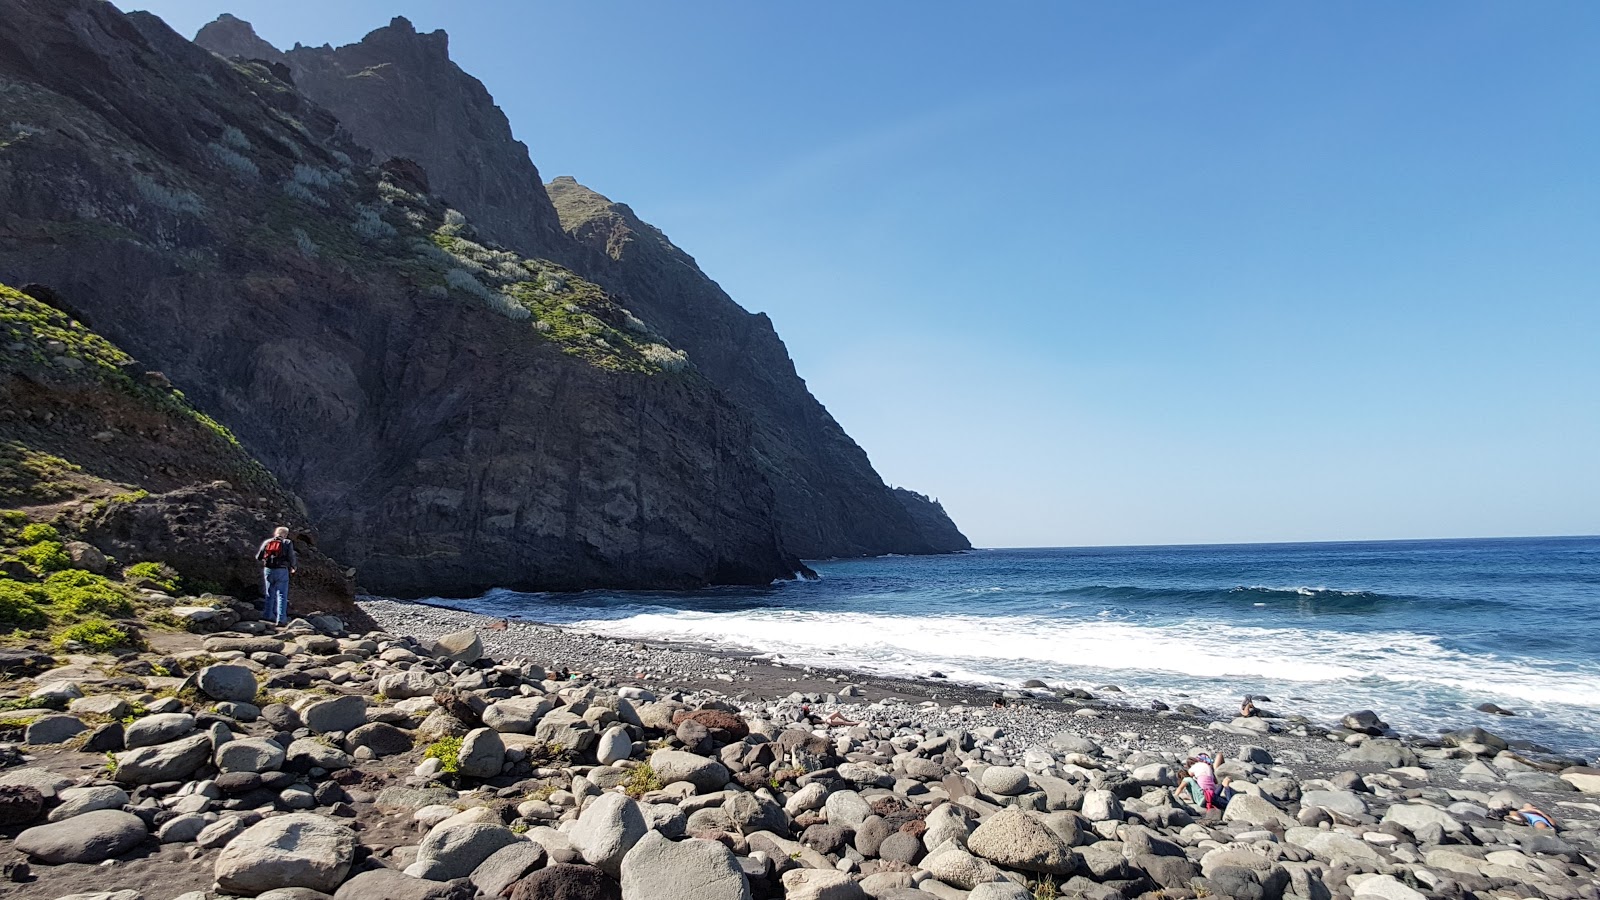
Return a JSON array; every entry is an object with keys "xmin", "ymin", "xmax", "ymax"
[
  {"xmin": 53, "ymin": 619, "xmax": 141, "ymax": 652},
  {"xmin": 622, "ymin": 764, "xmax": 663, "ymax": 798},
  {"xmin": 0, "ymin": 579, "xmax": 48, "ymax": 628},
  {"xmin": 123, "ymin": 561, "xmax": 181, "ymax": 593},
  {"xmin": 423, "ymin": 736, "xmax": 463, "ymax": 775},
  {"xmin": 17, "ymin": 523, "xmax": 60, "ymax": 544},
  {"xmin": 42, "ymin": 570, "xmax": 134, "ymax": 618},
  {"xmin": 14, "ymin": 540, "xmax": 70, "ymax": 573}
]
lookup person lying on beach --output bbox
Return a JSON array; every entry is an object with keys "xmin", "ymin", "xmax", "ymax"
[
  {"xmin": 1176, "ymin": 752, "xmax": 1232, "ymax": 810},
  {"xmin": 1506, "ymin": 804, "xmax": 1558, "ymax": 830}
]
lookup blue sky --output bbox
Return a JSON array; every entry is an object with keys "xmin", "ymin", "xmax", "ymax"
[{"xmin": 139, "ymin": 1, "xmax": 1599, "ymax": 547}]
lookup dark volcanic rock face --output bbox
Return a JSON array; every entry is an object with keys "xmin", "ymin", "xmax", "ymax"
[
  {"xmin": 891, "ymin": 489, "xmax": 972, "ymax": 553},
  {"xmin": 195, "ymin": 14, "xmax": 969, "ymax": 560},
  {"xmin": 246, "ymin": 16, "xmax": 571, "ymax": 262},
  {"xmin": 0, "ymin": 283, "xmax": 361, "ymax": 623},
  {"xmin": 193, "ymin": 13, "xmax": 285, "ymax": 65},
  {"xmin": 0, "ymin": 0, "xmax": 800, "ymax": 595},
  {"xmin": 548, "ymin": 178, "xmax": 971, "ymax": 558}
]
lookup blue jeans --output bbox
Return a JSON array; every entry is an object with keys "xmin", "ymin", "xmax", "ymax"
[{"xmin": 263, "ymin": 568, "xmax": 290, "ymax": 624}]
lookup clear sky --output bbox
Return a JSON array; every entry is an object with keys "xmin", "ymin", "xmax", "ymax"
[{"xmin": 136, "ymin": 1, "xmax": 1599, "ymax": 548}]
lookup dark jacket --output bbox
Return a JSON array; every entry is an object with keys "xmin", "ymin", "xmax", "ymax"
[{"xmin": 256, "ymin": 537, "xmax": 298, "ymax": 570}]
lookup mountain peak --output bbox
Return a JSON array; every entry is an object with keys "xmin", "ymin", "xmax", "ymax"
[
  {"xmin": 358, "ymin": 15, "xmax": 450, "ymax": 57},
  {"xmin": 193, "ymin": 13, "xmax": 284, "ymax": 64}
]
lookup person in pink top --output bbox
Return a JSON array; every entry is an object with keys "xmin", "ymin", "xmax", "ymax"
[{"xmin": 1177, "ymin": 752, "xmax": 1232, "ymax": 809}]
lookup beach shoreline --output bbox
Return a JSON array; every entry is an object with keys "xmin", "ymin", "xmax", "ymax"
[{"xmin": 358, "ymin": 598, "xmax": 1595, "ymax": 799}]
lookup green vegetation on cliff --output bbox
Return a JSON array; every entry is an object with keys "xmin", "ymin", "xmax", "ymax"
[{"xmin": 0, "ymin": 283, "xmax": 278, "ymax": 501}]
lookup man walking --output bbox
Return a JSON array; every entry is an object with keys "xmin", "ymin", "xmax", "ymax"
[{"xmin": 255, "ymin": 526, "xmax": 297, "ymax": 626}]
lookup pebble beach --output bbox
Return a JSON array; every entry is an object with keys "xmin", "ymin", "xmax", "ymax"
[{"xmin": 0, "ymin": 595, "xmax": 1595, "ymax": 900}]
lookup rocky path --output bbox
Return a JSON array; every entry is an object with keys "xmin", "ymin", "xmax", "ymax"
[{"xmin": 0, "ymin": 599, "xmax": 1594, "ymax": 900}]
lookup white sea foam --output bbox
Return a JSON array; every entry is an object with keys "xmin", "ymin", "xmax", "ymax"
[{"xmin": 563, "ymin": 607, "xmax": 1600, "ymax": 729}]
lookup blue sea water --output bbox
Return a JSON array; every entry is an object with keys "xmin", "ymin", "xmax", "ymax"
[{"xmin": 432, "ymin": 536, "xmax": 1600, "ymax": 758}]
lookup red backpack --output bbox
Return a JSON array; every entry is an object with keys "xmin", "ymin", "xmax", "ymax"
[{"xmin": 262, "ymin": 538, "xmax": 288, "ymax": 567}]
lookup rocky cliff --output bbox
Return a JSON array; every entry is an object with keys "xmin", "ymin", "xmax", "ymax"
[
  {"xmin": 196, "ymin": 16, "xmax": 970, "ymax": 559},
  {"xmin": 0, "ymin": 281, "xmax": 363, "ymax": 626},
  {"xmin": 209, "ymin": 15, "xmax": 572, "ymax": 262},
  {"xmin": 891, "ymin": 488, "xmax": 973, "ymax": 553},
  {"xmin": 547, "ymin": 177, "xmax": 971, "ymax": 556},
  {"xmin": 0, "ymin": 0, "xmax": 802, "ymax": 596}
]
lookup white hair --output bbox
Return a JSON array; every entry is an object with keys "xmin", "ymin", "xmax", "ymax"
[{"xmin": 273, "ymin": 526, "xmax": 289, "ymax": 538}]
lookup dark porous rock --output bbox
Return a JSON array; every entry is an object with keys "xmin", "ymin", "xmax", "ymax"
[
  {"xmin": 508, "ymin": 863, "xmax": 621, "ymax": 900},
  {"xmin": 855, "ymin": 815, "xmax": 896, "ymax": 857},
  {"xmin": 671, "ymin": 709, "xmax": 749, "ymax": 744},
  {"xmin": 801, "ymin": 823, "xmax": 853, "ymax": 854},
  {"xmin": 0, "ymin": 784, "xmax": 44, "ymax": 826},
  {"xmin": 1136, "ymin": 853, "xmax": 1200, "ymax": 890},
  {"xmin": 334, "ymin": 867, "xmax": 475, "ymax": 900},
  {"xmin": 1443, "ymin": 726, "xmax": 1509, "ymax": 753},
  {"xmin": 262, "ymin": 703, "xmax": 305, "ymax": 731},
  {"xmin": 216, "ymin": 772, "xmax": 263, "ymax": 794},
  {"xmin": 82, "ymin": 722, "xmax": 125, "ymax": 753},
  {"xmin": 1341, "ymin": 710, "xmax": 1388, "ymax": 735},
  {"xmin": 433, "ymin": 689, "xmax": 488, "ymax": 727},
  {"xmin": 879, "ymin": 830, "xmax": 924, "ymax": 865},
  {"xmin": 675, "ymin": 719, "xmax": 712, "ymax": 753}
]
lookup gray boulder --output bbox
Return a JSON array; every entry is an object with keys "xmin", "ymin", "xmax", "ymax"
[
  {"xmin": 1222, "ymin": 793, "xmax": 1294, "ymax": 828},
  {"xmin": 378, "ymin": 670, "xmax": 441, "ymax": 699},
  {"xmin": 970, "ymin": 885, "xmax": 1033, "ymax": 900},
  {"xmin": 724, "ymin": 792, "xmax": 789, "ymax": 834},
  {"xmin": 302, "ymin": 696, "xmax": 368, "ymax": 735},
  {"xmin": 482, "ymin": 697, "xmax": 555, "ymax": 733},
  {"xmin": 198, "ymin": 664, "xmax": 259, "ymax": 702},
  {"xmin": 157, "ymin": 812, "xmax": 209, "ymax": 843},
  {"xmin": 16, "ymin": 809, "xmax": 146, "ymax": 863},
  {"xmin": 825, "ymin": 790, "xmax": 873, "ymax": 828},
  {"xmin": 215, "ymin": 813, "xmax": 356, "ymax": 895},
  {"xmin": 123, "ymin": 712, "xmax": 196, "ymax": 748},
  {"xmin": 469, "ymin": 841, "xmax": 547, "ymax": 898},
  {"xmin": 286, "ymin": 737, "xmax": 354, "ymax": 771},
  {"xmin": 649, "ymin": 749, "xmax": 728, "ymax": 792},
  {"xmin": 433, "ymin": 628, "xmax": 482, "ymax": 663},
  {"xmin": 534, "ymin": 709, "xmax": 597, "ymax": 752},
  {"xmin": 1337, "ymin": 739, "xmax": 1416, "ymax": 768},
  {"xmin": 967, "ymin": 807, "xmax": 1077, "ymax": 875},
  {"xmin": 346, "ymin": 722, "xmax": 413, "ymax": 757},
  {"xmin": 48, "ymin": 785, "xmax": 129, "ymax": 822},
  {"xmin": 115, "ymin": 732, "xmax": 212, "ymax": 785},
  {"xmin": 216, "ymin": 738, "xmax": 288, "ymax": 774},
  {"xmin": 1382, "ymin": 802, "xmax": 1465, "ymax": 834},
  {"xmin": 595, "ymin": 725, "xmax": 632, "ymax": 765},
  {"xmin": 335, "ymin": 868, "xmax": 475, "ymax": 900},
  {"xmin": 779, "ymin": 869, "xmax": 868, "ymax": 900},
  {"xmin": 923, "ymin": 844, "xmax": 1004, "ymax": 889},
  {"xmin": 456, "ymin": 728, "xmax": 505, "ymax": 779},
  {"xmin": 1300, "ymin": 790, "xmax": 1368, "ymax": 818},
  {"xmin": 24, "ymin": 714, "xmax": 87, "ymax": 745},
  {"xmin": 620, "ymin": 830, "xmax": 753, "ymax": 900},
  {"xmin": 407, "ymin": 822, "xmax": 520, "ymax": 881},
  {"xmin": 570, "ymin": 792, "xmax": 647, "ymax": 877},
  {"xmin": 980, "ymin": 766, "xmax": 1032, "ymax": 796}
]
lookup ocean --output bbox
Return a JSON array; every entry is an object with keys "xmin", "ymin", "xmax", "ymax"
[{"xmin": 430, "ymin": 536, "xmax": 1600, "ymax": 758}]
